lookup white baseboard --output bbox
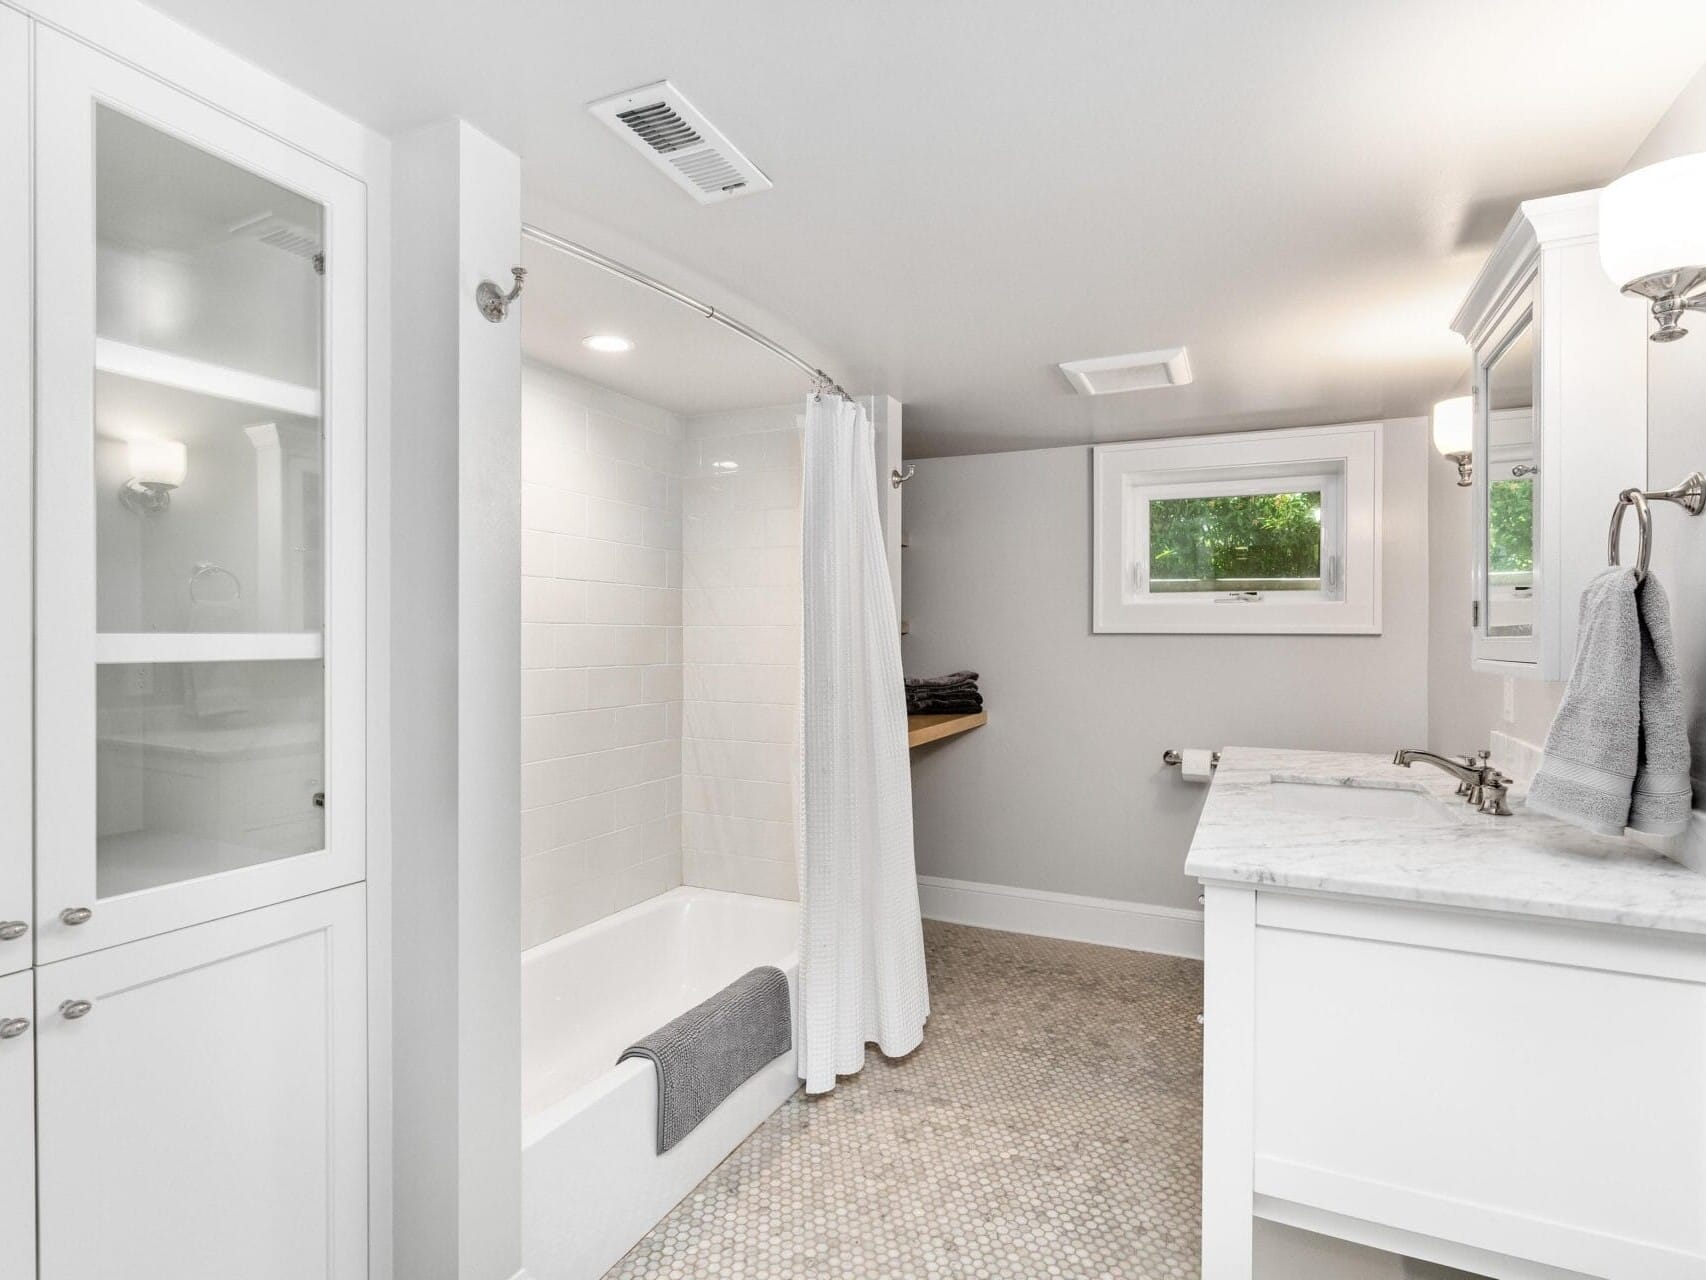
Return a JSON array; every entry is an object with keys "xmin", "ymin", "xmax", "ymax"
[{"xmin": 917, "ymin": 875, "xmax": 1204, "ymax": 960}]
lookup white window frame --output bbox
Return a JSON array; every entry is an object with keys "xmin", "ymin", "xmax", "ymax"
[{"xmin": 1093, "ymin": 422, "xmax": 1382, "ymax": 635}]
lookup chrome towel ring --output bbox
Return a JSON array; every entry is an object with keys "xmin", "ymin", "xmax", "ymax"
[
  {"xmin": 189, "ymin": 560, "xmax": 243, "ymax": 604},
  {"xmin": 1608, "ymin": 471, "xmax": 1706, "ymax": 582}
]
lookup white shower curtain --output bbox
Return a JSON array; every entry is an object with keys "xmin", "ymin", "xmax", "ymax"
[{"xmin": 796, "ymin": 392, "xmax": 929, "ymax": 1095}]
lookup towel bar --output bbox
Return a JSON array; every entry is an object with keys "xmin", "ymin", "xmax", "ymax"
[
  {"xmin": 1162, "ymin": 749, "xmax": 1220, "ymax": 769},
  {"xmin": 1607, "ymin": 471, "xmax": 1706, "ymax": 582}
]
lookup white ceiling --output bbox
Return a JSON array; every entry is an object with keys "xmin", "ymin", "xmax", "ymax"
[
  {"xmin": 518, "ymin": 239, "xmax": 806, "ymax": 418},
  {"xmin": 145, "ymin": 0, "xmax": 1706, "ymax": 455}
]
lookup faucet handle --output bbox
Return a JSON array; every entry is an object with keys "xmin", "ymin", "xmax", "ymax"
[{"xmin": 1476, "ymin": 778, "xmax": 1513, "ymax": 817}]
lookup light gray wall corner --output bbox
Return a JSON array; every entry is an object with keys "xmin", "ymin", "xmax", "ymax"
[
  {"xmin": 903, "ymin": 418, "xmax": 1429, "ymax": 915},
  {"xmin": 389, "ymin": 118, "xmax": 523, "ymax": 1280}
]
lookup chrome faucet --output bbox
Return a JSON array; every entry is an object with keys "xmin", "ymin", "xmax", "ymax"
[{"xmin": 1392, "ymin": 748, "xmax": 1513, "ymax": 816}]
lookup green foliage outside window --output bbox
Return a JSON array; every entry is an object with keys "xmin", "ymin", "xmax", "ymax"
[
  {"xmin": 1148, "ymin": 491, "xmax": 1322, "ymax": 591},
  {"xmin": 1488, "ymin": 478, "xmax": 1534, "ymax": 575}
]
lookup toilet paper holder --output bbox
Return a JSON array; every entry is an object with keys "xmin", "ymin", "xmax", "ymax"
[{"xmin": 1162, "ymin": 749, "xmax": 1220, "ymax": 770}]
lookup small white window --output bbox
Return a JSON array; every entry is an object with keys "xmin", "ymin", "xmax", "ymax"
[{"xmin": 1093, "ymin": 422, "xmax": 1382, "ymax": 634}]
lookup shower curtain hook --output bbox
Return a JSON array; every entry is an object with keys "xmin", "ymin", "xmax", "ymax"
[{"xmin": 477, "ymin": 266, "xmax": 526, "ymax": 323}]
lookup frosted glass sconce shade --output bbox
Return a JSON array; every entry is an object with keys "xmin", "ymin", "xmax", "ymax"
[
  {"xmin": 1599, "ymin": 152, "xmax": 1706, "ymax": 342},
  {"xmin": 1432, "ymin": 396, "xmax": 1473, "ymax": 486},
  {"xmin": 120, "ymin": 438, "xmax": 187, "ymax": 514}
]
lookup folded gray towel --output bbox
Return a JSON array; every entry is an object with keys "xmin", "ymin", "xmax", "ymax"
[
  {"xmin": 1527, "ymin": 567, "xmax": 1692, "ymax": 836},
  {"xmin": 906, "ymin": 693, "xmax": 984, "ymax": 715},
  {"xmin": 905, "ymin": 670, "xmax": 979, "ymax": 691},
  {"xmin": 618, "ymin": 966, "xmax": 791, "ymax": 1154}
]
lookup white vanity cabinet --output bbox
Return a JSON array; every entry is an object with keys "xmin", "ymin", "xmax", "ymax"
[
  {"xmin": 0, "ymin": 970, "xmax": 36, "ymax": 1280},
  {"xmin": 1204, "ymin": 887, "xmax": 1706, "ymax": 1279},
  {"xmin": 1192, "ymin": 748, "xmax": 1706, "ymax": 1280},
  {"xmin": 1451, "ymin": 190, "xmax": 1647, "ymax": 680},
  {"xmin": 35, "ymin": 886, "xmax": 368, "ymax": 1280}
]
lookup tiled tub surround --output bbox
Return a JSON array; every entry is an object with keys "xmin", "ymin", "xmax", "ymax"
[
  {"xmin": 1185, "ymin": 746, "xmax": 1706, "ymax": 933},
  {"xmin": 681, "ymin": 405, "xmax": 803, "ymax": 902},
  {"xmin": 520, "ymin": 363, "xmax": 686, "ymax": 946}
]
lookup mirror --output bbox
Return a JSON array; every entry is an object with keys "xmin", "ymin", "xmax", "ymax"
[{"xmin": 1478, "ymin": 287, "xmax": 1537, "ymax": 641}]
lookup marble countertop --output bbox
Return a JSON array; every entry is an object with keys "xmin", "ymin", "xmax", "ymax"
[{"xmin": 1184, "ymin": 746, "xmax": 1706, "ymax": 935}]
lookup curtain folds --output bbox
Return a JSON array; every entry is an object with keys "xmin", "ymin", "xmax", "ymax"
[{"xmin": 795, "ymin": 393, "xmax": 928, "ymax": 1095}]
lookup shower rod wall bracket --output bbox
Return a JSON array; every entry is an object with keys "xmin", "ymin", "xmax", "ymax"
[{"xmin": 477, "ymin": 266, "xmax": 526, "ymax": 323}]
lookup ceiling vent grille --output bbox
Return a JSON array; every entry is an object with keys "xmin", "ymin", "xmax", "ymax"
[
  {"xmin": 590, "ymin": 81, "xmax": 772, "ymax": 205},
  {"xmin": 1058, "ymin": 347, "xmax": 1194, "ymax": 396}
]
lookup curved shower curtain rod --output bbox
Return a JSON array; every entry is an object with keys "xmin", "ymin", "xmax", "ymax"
[{"xmin": 520, "ymin": 222, "xmax": 851, "ymax": 401}]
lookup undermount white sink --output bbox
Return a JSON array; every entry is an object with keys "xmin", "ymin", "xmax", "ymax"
[{"xmin": 1262, "ymin": 778, "xmax": 1456, "ymax": 826}]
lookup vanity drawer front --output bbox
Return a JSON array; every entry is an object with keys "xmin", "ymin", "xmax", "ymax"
[{"xmin": 1250, "ymin": 896, "xmax": 1706, "ymax": 1276}]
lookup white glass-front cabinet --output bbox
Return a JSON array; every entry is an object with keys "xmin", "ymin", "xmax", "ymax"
[
  {"xmin": 7, "ymin": 19, "xmax": 372, "ymax": 1280},
  {"xmin": 33, "ymin": 30, "xmax": 367, "ymax": 962}
]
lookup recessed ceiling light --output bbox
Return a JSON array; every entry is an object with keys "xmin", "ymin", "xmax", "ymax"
[{"xmin": 583, "ymin": 334, "xmax": 634, "ymax": 354}]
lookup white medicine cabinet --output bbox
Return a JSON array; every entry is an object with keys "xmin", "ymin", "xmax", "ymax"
[{"xmin": 1451, "ymin": 190, "xmax": 1647, "ymax": 680}]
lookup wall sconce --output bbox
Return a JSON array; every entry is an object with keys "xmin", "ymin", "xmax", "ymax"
[
  {"xmin": 119, "ymin": 438, "xmax": 187, "ymax": 515},
  {"xmin": 1432, "ymin": 396, "xmax": 1473, "ymax": 486},
  {"xmin": 1599, "ymin": 151, "xmax": 1706, "ymax": 342}
]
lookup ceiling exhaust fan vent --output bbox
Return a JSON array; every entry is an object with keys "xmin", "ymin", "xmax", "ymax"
[
  {"xmin": 1058, "ymin": 347, "xmax": 1194, "ymax": 396},
  {"xmin": 589, "ymin": 80, "xmax": 772, "ymax": 205}
]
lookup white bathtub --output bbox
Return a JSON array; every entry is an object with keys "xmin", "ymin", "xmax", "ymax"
[{"xmin": 521, "ymin": 887, "xmax": 801, "ymax": 1280}]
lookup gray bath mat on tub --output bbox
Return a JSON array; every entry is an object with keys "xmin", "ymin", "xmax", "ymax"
[{"xmin": 619, "ymin": 965, "xmax": 792, "ymax": 1154}]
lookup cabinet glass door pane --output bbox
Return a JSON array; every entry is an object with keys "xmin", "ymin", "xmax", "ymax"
[
  {"xmin": 97, "ymin": 660, "xmax": 324, "ymax": 897},
  {"xmin": 91, "ymin": 106, "xmax": 327, "ymax": 900},
  {"xmin": 94, "ymin": 105, "xmax": 324, "ymax": 636}
]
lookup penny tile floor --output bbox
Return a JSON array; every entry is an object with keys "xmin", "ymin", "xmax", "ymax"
[{"xmin": 604, "ymin": 921, "xmax": 1204, "ymax": 1279}]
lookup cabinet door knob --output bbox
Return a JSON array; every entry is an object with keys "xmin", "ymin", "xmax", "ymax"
[
  {"xmin": 0, "ymin": 920, "xmax": 26, "ymax": 941},
  {"xmin": 0, "ymin": 1017, "xmax": 28, "ymax": 1039},
  {"xmin": 59, "ymin": 1000, "xmax": 92, "ymax": 1020},
  {"xmin": 59, "ymin": 907, "xmax": 93, "ymax": 926}
]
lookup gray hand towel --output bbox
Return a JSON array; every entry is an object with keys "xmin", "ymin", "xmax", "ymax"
[
  {"xmin": 1526, "ymin": 568, "xmax": 1641, "ymax": 836},
  {"xmin": 1630, "ymin": 573, "xmax": 1692, "ymax": 835},
  {"xmin": 1526, "ymin": 567, "xmax": 1693, "ymax": 837}
]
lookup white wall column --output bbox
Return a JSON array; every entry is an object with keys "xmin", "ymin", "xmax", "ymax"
[{"xmin": 390, "ymin": 118, "xmax": 523, "ymax": 1280}]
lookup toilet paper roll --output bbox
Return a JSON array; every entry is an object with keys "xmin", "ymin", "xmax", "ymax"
[{"xmin": 1179, "ymin": 749, "xmax": 1216, "ymax": 783}]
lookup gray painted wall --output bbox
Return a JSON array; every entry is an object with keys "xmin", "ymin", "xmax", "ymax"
[{"xmin": 902, "ymin": 418, "xmax": 1430, "ymax": 913}]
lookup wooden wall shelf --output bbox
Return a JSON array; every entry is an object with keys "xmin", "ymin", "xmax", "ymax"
[{"xmin": 907, "ymin": 711, "xmax": 987, "ymax": 749}]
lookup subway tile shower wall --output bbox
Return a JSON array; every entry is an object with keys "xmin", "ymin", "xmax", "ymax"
[
  {"xmin": 681, "ymin": 405, "xmax": 803, "ymax": 903},
  {"xmin": 520, "ymin": 362, "xmax": 686, "ymax": 947}
]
